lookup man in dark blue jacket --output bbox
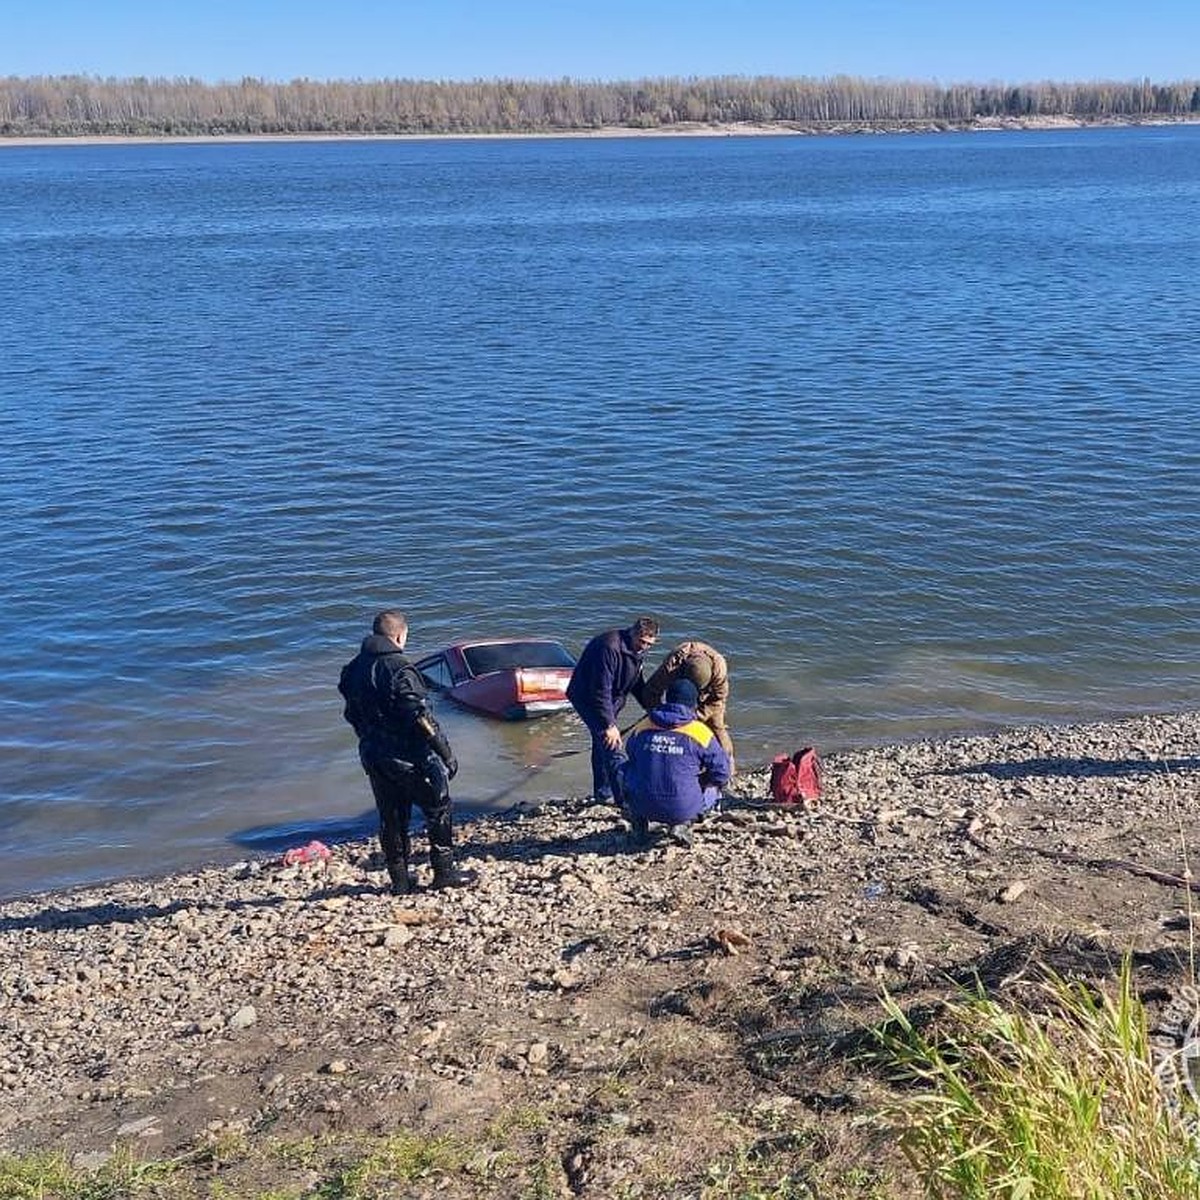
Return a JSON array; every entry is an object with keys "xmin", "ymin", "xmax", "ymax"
[
  {"xmin": 617, "ymin": 677, "xmax": 732, "ymax": 848},
  {"xmin": 339, "ymin": 610, "xmax": 469, "ymax": 894},
  {"xmin": 566, "ymin": 616, "xmax": 659, "ymax": 802}
]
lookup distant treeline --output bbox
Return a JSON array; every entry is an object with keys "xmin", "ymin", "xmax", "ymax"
[{"xmin": 2, "ymin": 74, "xmax": 1199, "ymax": 137}]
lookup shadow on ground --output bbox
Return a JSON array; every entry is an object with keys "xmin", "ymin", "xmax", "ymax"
[{"xmin": 934, "ymin": 756, "xmax": 1200, "ymax": 781}]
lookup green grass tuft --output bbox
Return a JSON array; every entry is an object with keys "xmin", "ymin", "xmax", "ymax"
[
  {"xmin": 0, "ymin": 1146, "xmax": 179, "ymax": 1200},
  {"xmin": 874, "ymin": 959, "xmax": 1200, "ymax": 1199}
]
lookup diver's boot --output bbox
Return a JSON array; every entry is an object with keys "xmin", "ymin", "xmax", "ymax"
[
  {"xmin": 430, "ymin": 847, "xmax": 472, "ymax": 890},
  {"xmin": 386, "ymin": 855, "xmax": 416, "ymax": 896}
]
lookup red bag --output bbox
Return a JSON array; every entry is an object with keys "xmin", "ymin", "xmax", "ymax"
[
  {"xmin": 282, "ymin": 840, "xmax": 331, "ymax": 866},
  {"xmin": 769, "ymin": 748, "xmax": 822, "ymax": 806}
]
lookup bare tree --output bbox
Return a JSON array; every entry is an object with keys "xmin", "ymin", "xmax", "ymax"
[{"xmin": 1, "ymin": 74, "xmax": 1197, "ymax": 138}]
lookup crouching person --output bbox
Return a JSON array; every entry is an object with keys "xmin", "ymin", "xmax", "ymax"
[
  {"xmin": 616, "ymin": 678, "xmax": 732, "ymax": 848},
  {"xmin": 338, "ymin": 610, "xmax": 471, "ymax": 894}
]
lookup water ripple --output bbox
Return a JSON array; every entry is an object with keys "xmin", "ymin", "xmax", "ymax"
[{"xmin": 2, "ymin": 129, "xmax": 1200, "ymax": 896}]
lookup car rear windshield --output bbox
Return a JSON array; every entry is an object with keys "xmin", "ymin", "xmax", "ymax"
[{"xmin": 463, "ymin": 642, "xmax": 576, "ymax": 675}]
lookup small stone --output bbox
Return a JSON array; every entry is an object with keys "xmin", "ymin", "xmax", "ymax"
[
  {"xmin": 72, "ymin": 1150, "xmax": 113, "ymax": 1170},
  {"xmin": 997, "ymin": 881, "xmax": 1028, "ymax": 904},
  {"xmin": 116, "ymin": 1115, "xmax": 161, "ymax": 1138},
  {"xmin": 228, "ymin": 1006, "xmax": 258, "ymax": 1030},
  {"xmin": 419, "ymin": 1022, "xmax": 446, "ymax": 1048},
  {"xmin": 887, "ymin": 944, "xmax": 920, "ymax": 969}
]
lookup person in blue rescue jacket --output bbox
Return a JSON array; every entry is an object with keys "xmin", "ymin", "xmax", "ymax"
[
  {"xmin": 566, "ymin": 616, "xmax": 659, "ymax": 802},
  {"xmin": 617, "ymin": 677, "xmax": 732, "ymax": 847}
]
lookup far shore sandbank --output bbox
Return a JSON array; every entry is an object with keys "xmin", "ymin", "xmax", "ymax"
[{"xmin": 3, "ymin": 113, "xmax": 1199, "ymax": 148}]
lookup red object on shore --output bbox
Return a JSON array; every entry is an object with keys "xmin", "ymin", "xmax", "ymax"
[
  {"xmin": 769, "ymin": 749, "xmax": 822, "ymax": 807},
  {"xmin": 282, "ymin": 840, "xmax": 331, "ymax": 866}
]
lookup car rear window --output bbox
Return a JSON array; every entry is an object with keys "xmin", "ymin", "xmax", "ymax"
[{"xmin": 463, "ymin": 642, "xmax": 576, "ymax": 675}]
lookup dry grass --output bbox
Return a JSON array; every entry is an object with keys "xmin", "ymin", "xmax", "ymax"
[{"xmin": 875, "ymin": 960, "xmax": 1200, "ymax": 1199}]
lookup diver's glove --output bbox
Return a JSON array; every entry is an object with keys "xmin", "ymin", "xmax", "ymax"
[{"xmin": 416, "ymin": 710, "xmax": 457, "ymax": 778}]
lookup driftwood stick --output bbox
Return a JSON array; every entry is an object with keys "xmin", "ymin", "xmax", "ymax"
[{"xmin": 968, "ymin": 827, "xmax": 1200, "ymax": 894}]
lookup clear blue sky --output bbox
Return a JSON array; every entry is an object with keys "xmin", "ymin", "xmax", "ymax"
[{"xmin": 6, "ymin": 0, "xmax": 1198, "ymax": 84}]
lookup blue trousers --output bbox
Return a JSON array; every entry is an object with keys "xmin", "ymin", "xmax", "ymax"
[{"xmin": 588, "ymin": 733, "xmax": 623, "ymax": 801}]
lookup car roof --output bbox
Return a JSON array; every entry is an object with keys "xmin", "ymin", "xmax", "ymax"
[
  {"xmin": 445, "ymin": 637, "xmax": 566, "ymax": 650},
  {"xmin": 414, "ymin": 638, "xmax": 569, "ymax": 660}
]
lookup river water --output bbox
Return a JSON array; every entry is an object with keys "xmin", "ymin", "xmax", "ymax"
[{"xmin": 2, "ymin": 126, "xmax": 1199, "ymax": 898}]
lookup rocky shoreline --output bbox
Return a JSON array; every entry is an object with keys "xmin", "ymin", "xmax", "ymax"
[{"xmin": 4, "ymin": 710, "xmax": 1200, "ymax": 1196}]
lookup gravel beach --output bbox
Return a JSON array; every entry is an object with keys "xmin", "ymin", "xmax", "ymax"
[{"xmin": 3, "ymin": 710, "xmax": 1200, "ymax": 1196}]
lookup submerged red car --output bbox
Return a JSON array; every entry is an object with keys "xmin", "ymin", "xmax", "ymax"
[{"xmin": 413, "ymin": 638, "xmax": 577, "ymax": 720}]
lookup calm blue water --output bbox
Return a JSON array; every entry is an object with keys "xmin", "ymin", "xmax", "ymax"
[{"xmin": 3, "ymin": 127, "xmax": 1199, "ymax": 899}]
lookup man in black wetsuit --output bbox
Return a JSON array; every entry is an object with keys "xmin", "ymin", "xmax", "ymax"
[{"xmin": 339, "ymin": 609, "xmax": 470, "ymax": 894}]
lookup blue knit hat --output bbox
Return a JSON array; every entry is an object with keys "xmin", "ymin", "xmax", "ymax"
[{"xmin": 665, "ymin": 678, "xmax": 699, "ymax": 708}]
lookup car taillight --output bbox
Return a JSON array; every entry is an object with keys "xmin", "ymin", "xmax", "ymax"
[{"xmin": 516, "ymin": 669, "xmax": 565, "ymax": 701}]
